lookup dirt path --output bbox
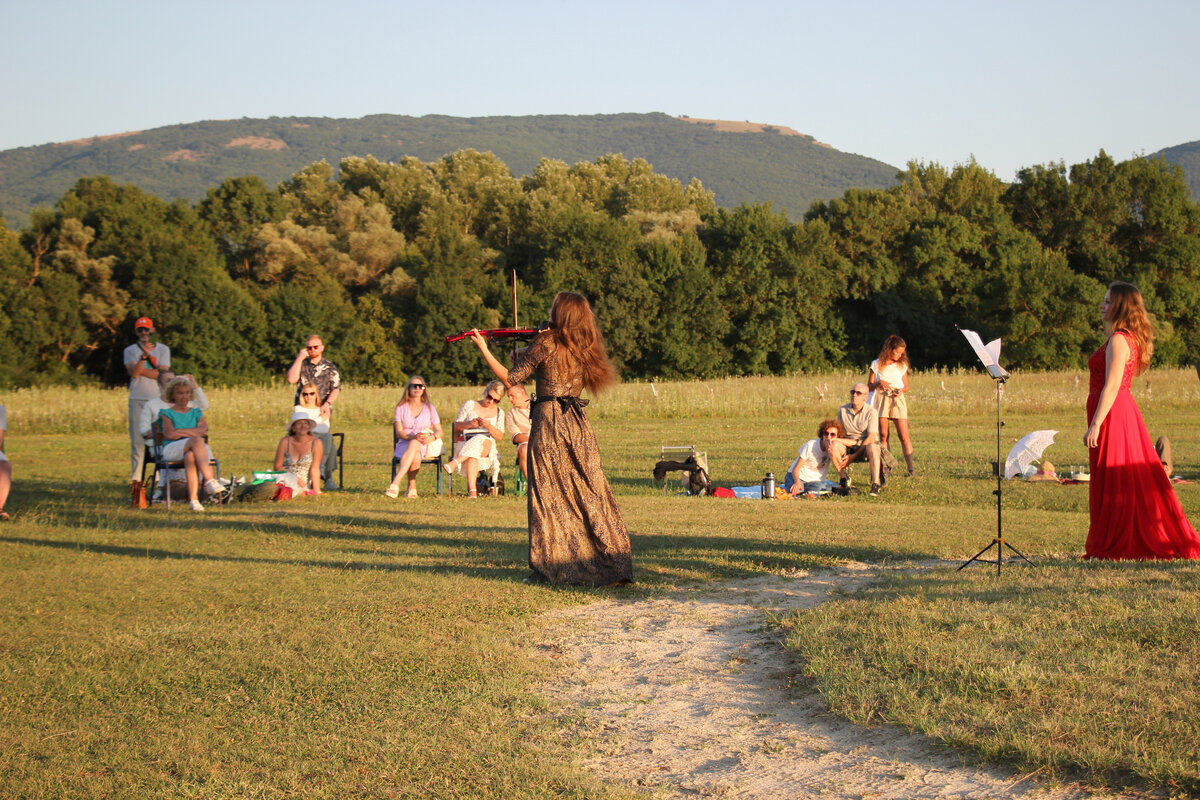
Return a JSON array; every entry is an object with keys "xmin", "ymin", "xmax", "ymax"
[{"xmin": 539, "ymin": 565, "xmax": 1143, "ymax": 799}]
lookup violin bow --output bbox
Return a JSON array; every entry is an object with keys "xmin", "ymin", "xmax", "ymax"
[{"xmin": 444, "ymin": 327, "xmax": 541, "ymax": 344}]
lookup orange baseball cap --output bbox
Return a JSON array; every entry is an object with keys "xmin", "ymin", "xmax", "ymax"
[{"xmin": 135, "ymin": 317, "xmax": 154, "ymax": 330}]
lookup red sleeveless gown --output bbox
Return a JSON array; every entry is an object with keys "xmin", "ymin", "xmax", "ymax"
[{"xmin": 1086, "ymin": 332, "xmax": 1200, "ymax": 560}]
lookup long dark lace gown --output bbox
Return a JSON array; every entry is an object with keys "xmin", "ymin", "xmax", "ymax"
[{"xmin": 507, "ymin": 334, "xmax": 633, "ymax": 586}]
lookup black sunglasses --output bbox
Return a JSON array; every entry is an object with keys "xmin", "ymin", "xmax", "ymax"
[{"xmin": 408, "ymin": 383, "xmax": 425, "ymax": 389}]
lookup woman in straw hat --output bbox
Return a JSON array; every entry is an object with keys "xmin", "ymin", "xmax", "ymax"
[{"xmin": 275, "ymin": 412, "xmax": 324, "ymax": 495}]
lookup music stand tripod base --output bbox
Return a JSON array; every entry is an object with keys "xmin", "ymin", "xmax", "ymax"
[{"xmin": 958, "ymin": 371, "xmax": 1036, "ymax": 575}]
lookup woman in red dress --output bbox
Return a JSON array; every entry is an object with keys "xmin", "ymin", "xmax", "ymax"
[{"xmin": 1084, "ymin": 282, "xmax": 1200, "ymax": 560}]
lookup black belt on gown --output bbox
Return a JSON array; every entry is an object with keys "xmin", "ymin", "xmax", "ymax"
[{"xmin": 532, "ymin": 395, "xmax": 589, "ymax": 416}]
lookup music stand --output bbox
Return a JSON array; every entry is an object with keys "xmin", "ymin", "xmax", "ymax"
[{"xmin": 956, "ymin": 327, "xmax": 1035, "ymax": 575}]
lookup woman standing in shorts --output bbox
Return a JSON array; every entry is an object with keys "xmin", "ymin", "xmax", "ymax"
[{"xmin": 868, "ymin": 335, "xmax": 915, "ymax": 476}]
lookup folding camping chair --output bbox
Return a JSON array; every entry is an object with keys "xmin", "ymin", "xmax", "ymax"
[
  {"xmin": 147, "ymin": 421, "xmax": 221, "ymax": 509},
  {"xmin": 447, "ymin": 427, "xmax": 500, "ymax": 496},
  {"xmin": 392, "ymin": 430, "xmax": 443, "ymax": 495},
  {"xmin": 659, "ymin": 445, "xmax": 707, "ymax": 495}
]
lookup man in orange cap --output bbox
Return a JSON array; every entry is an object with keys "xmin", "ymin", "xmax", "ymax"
[{"xmin": 124, "ymin": 316, "xmax": 170, "ymax": 487}]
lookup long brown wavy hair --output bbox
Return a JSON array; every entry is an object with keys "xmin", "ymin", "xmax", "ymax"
[
  {"xmin": 544, "ymin": 291, "xmax": 618, "ymax": 393},
  {"xmin": 1104, "ymin": 282, "xmax": 1154, "ymax": 375},
  {"xmin": 875, "ymin": 335, "xmax": 909, "ymax": 369}
]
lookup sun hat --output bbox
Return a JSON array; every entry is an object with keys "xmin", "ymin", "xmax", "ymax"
[{"xmin": 288, "ymin": 411, "xmax": 316, "ymax": 433}]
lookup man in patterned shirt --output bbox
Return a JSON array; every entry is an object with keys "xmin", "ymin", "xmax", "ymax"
[{"xmin": 286, "ymin": 334, "xmax": 341, "ymax": 489}]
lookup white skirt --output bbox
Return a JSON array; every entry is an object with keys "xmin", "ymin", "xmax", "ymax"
[
  {"xmin": 453, "ymin": 434, "xmax": 499, "ymax": 477},
  {"xmin": 160, "ymin": 438, "xmax": 213, "ymax": 464}
]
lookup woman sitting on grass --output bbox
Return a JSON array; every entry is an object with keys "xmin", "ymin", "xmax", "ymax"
[
  {"xmin": 786, "ymin": 419, "xmax": 843, "ymax": 497},
  {"xmin": 158, "ymin": 376, "xmax": 223, "ymax": 512},
  {"xmin": 275, "ymin": 412, "xmax": 324, "ymax": 495}
]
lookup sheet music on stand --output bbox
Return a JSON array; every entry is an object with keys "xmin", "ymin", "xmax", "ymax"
[{"xmin": 959, "ymin": 327, "xmax": 1010, "ymax": 381}]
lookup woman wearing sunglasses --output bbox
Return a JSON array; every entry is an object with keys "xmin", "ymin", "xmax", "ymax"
[
  {"xmin": 385, "ymin": 376, "xmax": 443, "ymax": 498},
  {"xmin": 443, "ymin": 380, "xmax": 506, "ymax": 497},
  {"xmin": 292, "ymin": 382, "xmax": 336, "ymax": 487}
]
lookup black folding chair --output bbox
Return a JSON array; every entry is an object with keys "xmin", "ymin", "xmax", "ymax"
[
  {"xmin": 392, "ymin": 431, "xmax": 443, "ymax": 495},
  {"xmin": 148, "ymin": 421, "xmax": 220, "ymax": 509},
  {"xmin": 329, "ymin": 432, "xmax": 344, "ymax": 488}
]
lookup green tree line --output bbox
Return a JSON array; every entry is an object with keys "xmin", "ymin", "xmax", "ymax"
[{"xmin": 1, "ymin": 149, "xmax": 1197, "ymax": 389}]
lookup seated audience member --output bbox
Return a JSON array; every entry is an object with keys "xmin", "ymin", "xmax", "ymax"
[
  {"xmin": 385, "ymin": 375, "xmax": 443, "ymax": 499},
  {"xmin": 505, "ymin": 383, "xmax": 532, "ymax": 480},
  {"xmin": 831, "ymin": 382, "xmax": 884, "ymax": 497},
  {"xmin": 293, "ymin": 382, "xmax": 338, "ymax": 490},
  {"xmin": 140, "ymin": 371, "xmax": 208, "ymax": 453},
  {"xmin": 286, "ymin": 336, "xmax": 341, "ymax": 489},
  {"xmin": 0, "ymin": 402, "xmax": 11, "ymax": 521},
  {"xmin": 1156, "ymin": 436, "xmax": 1173, "ymax": 478},
  {"xmin": 158, "ymin": 376, "xmax": 223, "ymax": 512},
  {"xmin": 785, "ymin": 419, "xmax": 844, "ymax": 497},
  {"xmin": 139, "ymin": 371, "xmax": 209, "ymax": 499},
  {"xmin": 443, "ymin": 380, "xmax": 506, "ymax": 497},
  {"xmin": 275, "ymin": 412, "xmax": 324, "ymax": 495}
]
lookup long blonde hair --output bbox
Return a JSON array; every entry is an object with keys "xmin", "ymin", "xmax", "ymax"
[
  {"xmin": 1104, "ymin": 282, "xmax": 1154, "ymax": 375},
  {"xmin": 298, "ymin": 382, "xmax": 321, "ymax": 409},
  {"xmin": 544, "ymin": 291, "xmax": 618, "ymax": 393},
  {"xmin": 397, "ymin": 375, "xmax": 432, "ymax": 409}
]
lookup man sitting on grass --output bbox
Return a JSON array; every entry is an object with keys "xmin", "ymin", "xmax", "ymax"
[{"xmin": 831, "ymin": 382, "xmax": 884, "ymax": 497}]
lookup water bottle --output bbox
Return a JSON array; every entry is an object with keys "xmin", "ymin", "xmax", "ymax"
[{"xmin": 762, "ymin": 472, "xmax": 776, "ymax": 499}]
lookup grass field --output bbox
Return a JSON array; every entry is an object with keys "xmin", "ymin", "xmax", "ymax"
[{"xmin": 2, "ymin": 370, "xmax": 1199, "ymax": 798}]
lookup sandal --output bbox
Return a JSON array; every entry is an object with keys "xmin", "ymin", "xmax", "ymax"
[
  {"xmin": 405, "ymin": 489, "xmax": 418, "ymax": 499},
  {"xmin": 384, "ymin": 485, "xmax": 400, "ymax": 498},
  {"xmin": 0, "ymin": 511, "xmax": 9, "ymax": 522},
  {"xmin": 442, "ymin": 461, "xmax": 456, "ymax": 474},
  {"xmin": 468, "ymin": 491, "xmax": 478, "ymax": 498}
]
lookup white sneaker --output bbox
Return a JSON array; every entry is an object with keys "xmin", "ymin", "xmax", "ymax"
[
  {"xmin": 204, "ymin": 479, "xmax": 224, "ymax": 497},
  {"xmin": 189, "ymin": 500, "xmax": 205, "ymax": 512}
]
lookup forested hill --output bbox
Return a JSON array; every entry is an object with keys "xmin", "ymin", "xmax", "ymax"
[
  {"xmin": 0, "ymin": 112, "xmax": 898, "ymax": 227},
  {"xmin": 1155, "ymin": 140, "xmax": 1200, "ymax": 199}
]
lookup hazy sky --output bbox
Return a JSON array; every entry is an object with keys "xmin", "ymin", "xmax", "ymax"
[{"xmin": 3, "ymin": 0, "xmax": 1197, "ymax": 179}]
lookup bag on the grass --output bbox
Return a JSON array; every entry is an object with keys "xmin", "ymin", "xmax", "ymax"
[
  {"xmin": 131, "ymin": 480, "xmax": 148, "ymax": 509},
  {"xmin": 421, "ymin": 429, "xmax": 444, "ymax": 459},
  {"xmin": 236, "ymin": 482, "xmax": 277, "ymax": 502}
]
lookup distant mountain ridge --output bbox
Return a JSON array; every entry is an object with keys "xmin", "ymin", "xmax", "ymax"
[
  {"xmin": 0, "ymin": 112, "xmax": 899, "ymax": 226},
  {"xmin": 1153, "ymin": 140, "xmax": 1200, "ymax": 199}
]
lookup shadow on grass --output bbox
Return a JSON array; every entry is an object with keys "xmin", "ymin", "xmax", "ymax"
[
  {"xmin": 0, "ymin": 534, "xmax": 530, "ymax": 583},
  {"xmin": 6, "ymin": 477, "xmax": 945, "ymax": 585}
]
